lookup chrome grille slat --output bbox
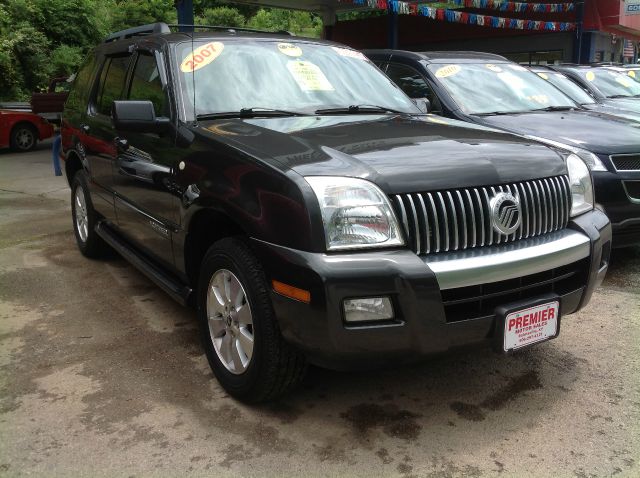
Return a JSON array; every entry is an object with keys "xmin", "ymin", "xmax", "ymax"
[
  {"xmin": 406, "ymin": 194, "xmax": 421, "ymax": 255},
  {"xmin": 392, "ymin": 175, "xmax": 571, "ymax": 255}
]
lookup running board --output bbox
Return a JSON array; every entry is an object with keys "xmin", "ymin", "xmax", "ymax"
[{"xmin": 95, "ymin": 222, "xmax": 192, "ymax": 306}]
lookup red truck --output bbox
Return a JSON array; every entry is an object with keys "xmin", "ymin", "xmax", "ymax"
[{"xmin": 0, "ymin": 110, "xmax": 55, "ymax": 152}]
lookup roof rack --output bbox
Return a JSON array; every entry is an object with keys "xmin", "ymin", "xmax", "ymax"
[
  {"xmin": 168, "ymin": 24, "xmax": 295, "ymax": 36},
  {"xmin": 104, "ymin": 22, "xmax": 171, "ymax": 43},
  {"xmin": 104, "ymin": 22, "xmax": 295, "ymax": 43}
]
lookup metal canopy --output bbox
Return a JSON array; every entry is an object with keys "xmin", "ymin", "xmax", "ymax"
[{"xmin": 228, "ymin": 0, "xmax": 367, "ymax": 13}]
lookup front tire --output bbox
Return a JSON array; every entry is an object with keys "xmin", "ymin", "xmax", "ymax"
[
  {"xmin": 198, "ymin": 238, "xmax": 307, "ymax": 402},
  {"xmin": 10, "ymin": 124, "xmax": 37, "ymax": 152},
  {"xmin": 71, "ymin": 171, "xmax": 108, "ymax": 258}
]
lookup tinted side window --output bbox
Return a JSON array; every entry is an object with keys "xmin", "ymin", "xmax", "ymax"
[
  {"xmin": 386, "ymin": 63, "xmax": 441, "ymax": 112},
  {"xmin": 96, "ymin": 56, "xmax": 131, "ymax": 116},
  {"xmin": 128, "ymin": 52, "xmax": 168, "ymax": 116},
  {"xmin": 65, "ymin": 53, "xmax": 97, "ymax": 112}
]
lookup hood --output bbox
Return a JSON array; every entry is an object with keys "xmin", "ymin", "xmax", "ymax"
[
  {"xmin": 583, "ymin": 103, "xmax": 640, "ymax": 123},
  {"xmin": 477, "ymin": 110, "xmax": 640, "ymax": 155},
  {"xmin": 600, "ymin": 98, "xmax": 640, "ymax": 114},
  {"xmin": 194, "ymin": 114, "xmax": 565, "ymax": 194}
]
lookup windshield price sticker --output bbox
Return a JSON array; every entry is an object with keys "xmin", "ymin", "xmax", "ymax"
[
  {"xmin": 331, "ymin": 47, "xmax": 367, "ymax": 61},
  {"xmin": 504, "ymin": 301, "xmax": 559, "ymax": 351},
  {"xmin": 629, "ymin": 71, "xmax": 637, "ymax": 79},
  {"xmin": 527, "ymin": 94, "xmax": 549, "ymax": 104},
  {"xmin": 180, "ymin": 42, "xmax": 224, "ymax": 72},
  {"xmin": 277, "ymin": 43, "xmax": 303, "ymax": 57},
  {"xmin": 287, "ymin": 61, "xmax": 334, "ymax": 91},
  {"xmin": 537, "ymin": 72, "xmax": 549, "ymax": 80},
  {"xmin": 486, "ymin": 64, "xmax": 503, "ymax": 73},
  {"xmin": 585, "ymin": 71, "xmax": 595, "ymax": 82},
  {"xmin": 435, "ymin": 65, "xmax": 461, "ymax": 78}
]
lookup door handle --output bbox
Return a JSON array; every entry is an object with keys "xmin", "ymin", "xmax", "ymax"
[{"xmin": 80, "ymin": 124, "xmax": 90, "ymax": 134}]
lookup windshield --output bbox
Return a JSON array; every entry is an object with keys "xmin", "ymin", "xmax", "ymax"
[
  {"xmin": 174, "ymin": 39, "xmax": 419, "ymax": 118},
  {"xmin": 534, "ymin": 70, "xmax": 595, "ymax": 105},
  {"xmin": 572, "ymin": 68, "xmax": 640, "ymax": 98},
  {"xmin": 427, "ymin": 62, "xmax": 577, "ymax": 114}
]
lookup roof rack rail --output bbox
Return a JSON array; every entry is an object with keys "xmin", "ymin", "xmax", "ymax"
[
  {"xmin": 104, "ymin": 22, "xmax": 171, "ymax": 43},
  {"xmin": 168, "ymin": 24, "xmax": 295, "ymax": 36}
]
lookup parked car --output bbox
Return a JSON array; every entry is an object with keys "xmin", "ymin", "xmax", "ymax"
[
  {"xmin": 0, "ymin": 109, "xmax": 54, "ymax": 152},
  {"xmin": 548, "ymin": 65, "xmax": 640, "ymax": 114},
  {"xmin": 529, "ymin": 66, "xmax": 640, "ymax": 123},
  {"xmin": 365, "ymin": 50, "xmax": 640, "ymax": 247},
  {"xmin": 61, "ymin": 24, "xmax": 611, "ymax": 402}
]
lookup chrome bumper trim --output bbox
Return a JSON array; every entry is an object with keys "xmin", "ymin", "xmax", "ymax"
[{"xmin": 424, "ymin": 229, "xmax": 591, "ymax": 290}]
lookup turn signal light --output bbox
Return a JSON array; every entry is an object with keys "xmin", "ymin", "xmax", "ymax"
[{"xmin": 272, "ymin": 280, "xmax": 311, "ymax": 304}]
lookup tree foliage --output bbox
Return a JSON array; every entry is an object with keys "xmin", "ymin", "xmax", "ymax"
[{"xmin": 0, "ymin": 0, "xmax": 323, "ymax": 101}]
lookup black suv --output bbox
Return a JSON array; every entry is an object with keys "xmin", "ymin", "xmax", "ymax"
[
  {"xmin": 61, "ymin": 24, "xmax": 610, "ymax": 402},
  {"xmin": 365, "ymin": 50, "xmax": 640, "ymax": 247}
]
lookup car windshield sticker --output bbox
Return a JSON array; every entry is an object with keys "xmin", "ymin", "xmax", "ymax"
[
  {"xmin": 629, "ymin": 70, "xmax": 637, "ymax": 78},
  {"xmin": 497, "ymin": 71, "xmax": 526, "ymax": 89},
  {"xmin": 585, "ymin": 71, "xmax": 595, "ymax": 82},
  {"xmin": 286, "ymin": 61, "xmax": 334, "ymax": 91},
  {"xmin": 277, "ymin": 43, "xmax": 303, "ymax": 57},
  {"xmin": 180, "ymin": 42, "xmax": 224, "ymax": 73},
  {"xmin": 331, "ymin": 47, "xmax": 367, "ymax": 61},
  {"xmin": 486, "ymin": 64, "xmax": 503, "ymax": 73},
  {"xmin": 426, "ymin": 116, "xmax": 449, "ymax": 125},
  {"xmin": 435, "ymin": 65, "xmax": 461, "ymax": 78},
  {"xmin": 615, "ymin": 75, "xmax": 634, "ymax": 88},
  {"xmin": 537, "ymin": 72, "xmax": 549, "ymax": 80}
]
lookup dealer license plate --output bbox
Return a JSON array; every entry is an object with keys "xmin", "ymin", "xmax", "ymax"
[{"xmin": 503, "ymin": 301, "xmax": 559, "ymax": 352}]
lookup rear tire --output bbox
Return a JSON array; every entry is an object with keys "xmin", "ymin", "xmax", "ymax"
[
  {"xmin": 197, "ymin": 237, "xmax": 307, "ymax": 402},
  {"xmin": 71, "ymin": 171, "xmax": 109, "ymax": 258},
  {"xmin": 10, "ymin": 123, "xmax": 37, "ymax": 152}
]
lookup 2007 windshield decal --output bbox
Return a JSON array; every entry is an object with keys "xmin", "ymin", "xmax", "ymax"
[{"xmin": 180, "ymin": 42, "xmax": 225, "ymax": 73}]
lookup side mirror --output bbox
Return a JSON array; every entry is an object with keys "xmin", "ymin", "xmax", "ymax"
[
  {"xmin": 412, "ymin": 97, "xmax": 431, "ymax": 114},
  {"xmin": 112, "ymin": 100, "xmax": 169, "ymax": 133}
]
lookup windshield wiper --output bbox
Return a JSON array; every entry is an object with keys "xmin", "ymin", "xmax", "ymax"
[
  {"xmin": 315, "ymin": 104, "xmax": 408, "ymax": 115},
  {"xmin": 472, "ymin": 110, "xmax": 524, "ymax": 116},
  {"xmin": 607, "ymin": 94, "xmax": 633, "ymax": 99},
  {"xmin": 196, "ymin": 107, "xmax": 304, "ymax": 120},
  {"xmin": 531, "ymin": 105, "xmax": 576, "ymax": 112}
]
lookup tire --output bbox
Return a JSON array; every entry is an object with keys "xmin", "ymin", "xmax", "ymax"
[
  {"xmin": 10, "ymin": 123, "xmax": 38, "ymax": 152},
  {"xmin": 71, "ymin": 171, "xmax": 109, "ymax": 258},
  {"xmin": 197, "ymin": 237, "xmax": 307, "ymax": 402}
]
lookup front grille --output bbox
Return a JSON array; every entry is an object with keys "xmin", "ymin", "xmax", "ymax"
[
  {"xmin": 391, "ymin": 176, "xmax": 571, "ymax": 255},
  {"xmin": 611, "ymin": 154, "xmax": 640, "ymax": 171},
  {"xmin": 441, "ymin": 258, "xmax": 589, "ymax": 323}
]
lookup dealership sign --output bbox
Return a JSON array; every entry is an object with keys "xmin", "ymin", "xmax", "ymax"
[{"xmin": 627, "ymin": 2, "xmax": 640, "ymax": 15}]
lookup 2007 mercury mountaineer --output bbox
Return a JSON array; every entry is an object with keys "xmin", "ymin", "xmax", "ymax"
[{"xmin": 60, "ymin": 23, "xmax": 611, "ymax": 402}]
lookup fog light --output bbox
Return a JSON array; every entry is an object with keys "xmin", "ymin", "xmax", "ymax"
[{"xmin": 343, "ymin": 297, "xmax": 394, "ymax": 323}]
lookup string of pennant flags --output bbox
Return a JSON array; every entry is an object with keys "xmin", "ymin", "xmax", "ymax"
[{"xmin": 341, "ymin": 0, "xmax": 576, "ymax": 31}]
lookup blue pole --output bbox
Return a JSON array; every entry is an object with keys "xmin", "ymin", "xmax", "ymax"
[
  {"xmin": 387, "ymin": 10, "xmax": 398, "ymax": 49},
  {"xmin": 52, "ymin": 135, "xmax": 62, "ymax": 176},
  {"xmin": 176, "ymin": 0, "xmax": 194, "ymax": 32}
]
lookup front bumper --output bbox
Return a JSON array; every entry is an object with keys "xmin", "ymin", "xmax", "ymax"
[{"xmin": 252, "ymin": 209, "xmax": 611, "ymax": 370}]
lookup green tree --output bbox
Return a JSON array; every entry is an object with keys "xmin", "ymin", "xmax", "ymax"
[
  {"xmin": 197, "ymin": 6, "xmax": 245, "ymax": 27},
  {"xmin": 247, "ymin": 9, "xmax": 322, "ymax": 37}
]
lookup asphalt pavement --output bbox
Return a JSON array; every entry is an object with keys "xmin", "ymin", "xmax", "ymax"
[{"xmin": 0, "ymin": 141, "xmax": 638, "ymax": 477}]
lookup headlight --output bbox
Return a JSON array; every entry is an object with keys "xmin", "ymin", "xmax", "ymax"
[
  {"xmin": 574, "ymin": 149, "xmax": 607, "ymax": 172},
  {"xmin": 305, "ymin": 176, "xmax": 405, "ymax": 250},
  {"xmin": 566, "ymin": 154, "xmax": 594, "ymax": 217}
]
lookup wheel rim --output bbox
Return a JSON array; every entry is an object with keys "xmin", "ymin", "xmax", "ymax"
[
  {"xmin": 16, "ymin": 128, "xmax": 34, "ymax": 150},
  {"xmin": 206, "ymin": 269, "xmax": 254, "ymax": 375},
  {"xmin": 74, "ymin": 185, "xmax": 89, "ymax": 243}
]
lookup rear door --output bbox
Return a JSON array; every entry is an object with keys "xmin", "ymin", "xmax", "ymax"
[
  {"xmin": 111, "ymin": 49, "xmax": 181, "ymax": 268},
  {"xmin": 82, "ymin": 54, "xmax": 132, "ymax": 221}
]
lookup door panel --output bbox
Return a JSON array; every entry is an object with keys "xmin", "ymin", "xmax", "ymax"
[
  {"xmin": 112, "ymin": 51, "xmax": 181, "ymax": 268},
  {"xmin": 82, "ymin": 55, "xmax": 131, "ymax": 221}
]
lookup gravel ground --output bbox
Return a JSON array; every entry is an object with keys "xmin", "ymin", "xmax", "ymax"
[{"xmin": 1, "ymin": 142, "xmax": 639, "ymax": 477}]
